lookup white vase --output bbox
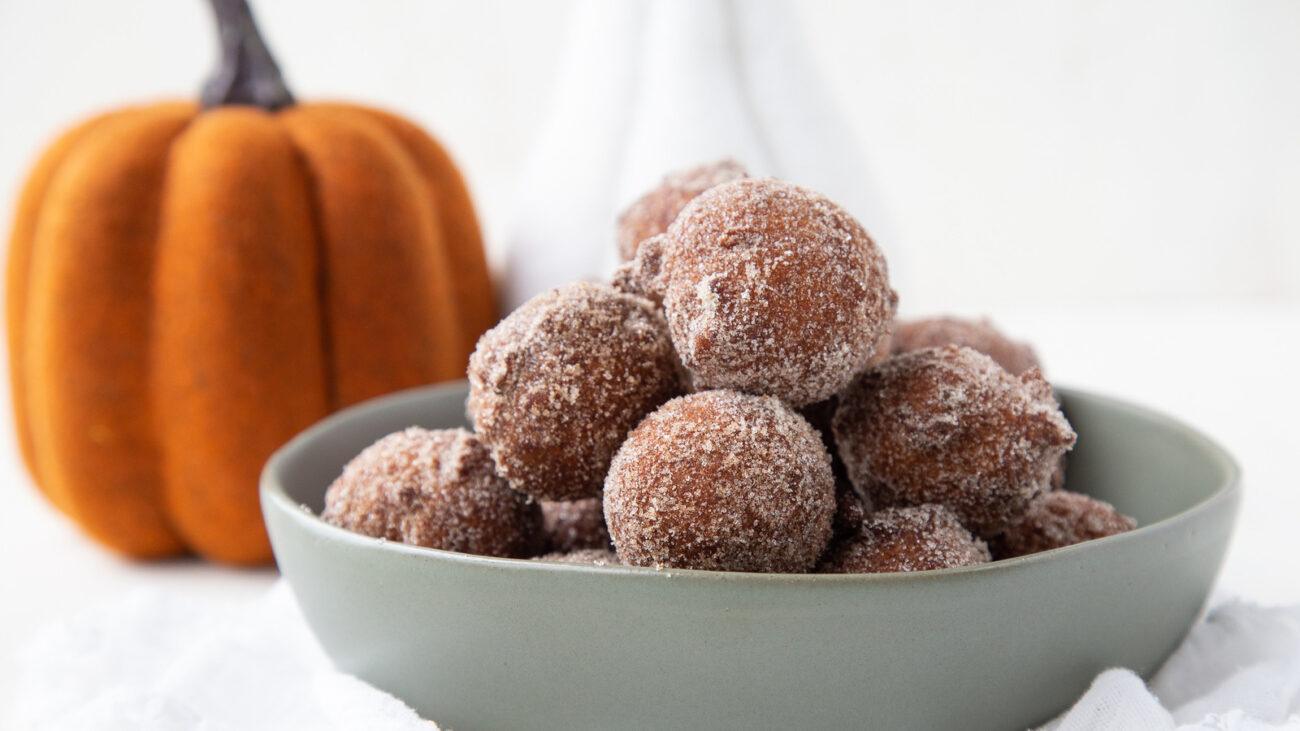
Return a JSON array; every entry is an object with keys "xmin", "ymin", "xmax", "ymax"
[{"xmin": 501, "ymin": 0, "xmax": 895, "ymax": 312}]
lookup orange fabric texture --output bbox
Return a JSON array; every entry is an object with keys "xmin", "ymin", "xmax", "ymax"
[{"xmin": 6, "ymin": 101, "xmax": 495, "ymax": 564}]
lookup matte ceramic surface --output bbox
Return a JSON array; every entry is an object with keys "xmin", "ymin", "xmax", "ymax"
[{"xmin": 262, "ymin": 382, "xmax": 1240, "ymax": 731}]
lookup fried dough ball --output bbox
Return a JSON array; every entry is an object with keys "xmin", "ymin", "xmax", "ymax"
[
  {"xmin": 991, "ymin": 491, "xmax": 1137, "ymax": 559},
  {"xmin": 540, "ymin": 498, "xmax": 612, "ymax": 554},
  {"xmin": 616, "ymin": 159, "xmax": 748, "ymax": 261},
  {"xmin": 797, "ymin": 288, "xmax": 899, "ymax": 448},
  {"xmin": 643, "ymin": 178, "xmax": 894, "ymax": 406},
  {"xmin": 833, "ymin": 346, "xmax": 1076, "ymax": 538},
  {"xmin": 468, "ymin": 282, "xmax": 682, "ymax": 501},
  {"xmin": 604, "ymin": 390, "xmax": 835, "ymax": 572},
  {"xmin": 891, "ymin": 316, "xmax": 1040, "ymax": 375},
  {"xmin": 818, "ymin": 504, "xmax": 991, "ymax": 574},
  {"xmin": 533, "ymin": 547, "xmax": 621, "ymax": 566},
  {"xmin": 889, "ymin": 317, "xmax": 1068, "ymax": 490},
  {"xmin": 321, "ymin": 428, "xmax": 542, "ymax": 558},
  {"xmin": 890, "ymin": 316, "xmax": 1072, "ymax": 490}
]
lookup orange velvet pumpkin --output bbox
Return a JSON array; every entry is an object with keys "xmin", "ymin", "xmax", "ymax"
[{"xmin": 5, "ymin": 0, "xmax": 496, "ymax": 564}]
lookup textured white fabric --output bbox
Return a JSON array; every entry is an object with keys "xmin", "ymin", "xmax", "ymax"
[
  {"xmin": 9, "ymin": 582, "xmax": 1300, "ymax": 730},
  {"xmin": 1045, "ymin": 602, "xmax": 1300, "ymax": 730},
  {"xmin": 7, "ymin": 582, "xmax": 436, "ymax": 731}
]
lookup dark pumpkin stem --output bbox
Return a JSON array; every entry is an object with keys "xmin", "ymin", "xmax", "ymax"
[{"xmin": 201, "ymin": 0, "xmax": 294, "ymax": 111}]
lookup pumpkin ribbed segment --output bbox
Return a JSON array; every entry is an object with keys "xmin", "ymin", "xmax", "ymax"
[
  {"xmin": 6, "ymin": 108, "xmax": 132, "ymax": 506},
  {"xmin": 281, "ymin": 106, "xmax": 466, "ymax": 408},
  {"xmin": 152, "ymin": 107, "xmax": 329, "ymax": 563},
  {"xmin": 22, "ymin": 104, "xmax": 194, "ymax": 557},
  {"xmin": 329, "ymin": 104, "xmax": 497, "ymax": 356}
]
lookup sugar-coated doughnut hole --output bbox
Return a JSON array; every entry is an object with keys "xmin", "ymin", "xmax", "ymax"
[
  {"xmin": 604, "ymin": 390, "xmax": 835, "ymax": 572},
  {"xmin": 468, "ymin": 282, "xmax": 682, "ymax": 501},
  {"xmin": 991, "ymin": 491, "xmax": 1136, "ymax": 559},
  {"xmin": 649, "ymin": 178, "xmax": 894, "ymax": 406},
  {"xmin": 616, "ymin": 159, "xmax": 748, "ymax": 262},
  {"xmin": 818, "ymin": 504, "xmax": 991, "ymax": 574},
  {"xmin": 833, "ymin": 345, "xmax": 1075, "ymax": 538},
  {"xmin": 890, "ymin": 318, "xmax": 1070, "ymax": 489},
  {"xmin": 321, "ymin": 427, "xmax": 542, "ymax": 558},
  {"xmin": 891, "ymin": 316, "xmax": 1040, "ymax": 375},
  {"xmin": 890, "ymin": 317, "xmax": 1071, "ymax": 490}
]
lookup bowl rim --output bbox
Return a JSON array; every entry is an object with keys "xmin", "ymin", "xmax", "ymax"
[{"xmin": 260, "ymin": 381, "xmax": 1241, "ymax": 585}]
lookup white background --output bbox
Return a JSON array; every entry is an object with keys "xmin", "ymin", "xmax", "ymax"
[
  {"xmin": 1, "ymin": 0, "xmax": 1298, "ymax": 714},
  {"xmin": 1, "ymin": 0, "xmax": 1297, "ymax": 311}
]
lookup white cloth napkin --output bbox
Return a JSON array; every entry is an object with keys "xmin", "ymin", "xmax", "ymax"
[
  {"xmin": 7, "ymin": 582, "xmax": 437, "ymax": 731},
  {"xmin": 9, "ymin": 583, "xmax": 1300, "ymax": 730},
  {"xmin": 1045, "ymin": 601, "xmax": 1300, "ymax": 730}
]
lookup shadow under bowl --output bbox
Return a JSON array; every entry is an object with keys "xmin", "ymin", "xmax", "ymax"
[{"xmin": 262, "ymin": 382, "xmax": 1239, "ymax": 731}]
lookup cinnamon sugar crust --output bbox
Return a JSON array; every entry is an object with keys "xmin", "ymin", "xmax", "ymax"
[
  {"xmin": 892, "ymin": 316, "xmax": 1040, "ymax": 375},
  {"xmin": 604, "ymin": 390, "xmax": 835, "ymax": 572},
  {"xmin": 321, "ymin": 427, "xmax": 542, "ymax": 558},
  {"xmin": 467, "ymin": 282, "xmax": 682, "ymax": 501},
  {"xmin": 818, "ymin": 504, "xmax": 991, "ymax": 574},
  {"xmin": 616, "ymin": 159, "xmax": 748, "ymax": 262},
  {"xmin": 647, "ymin": 178, "xmax": 894, "ymax": 406},
  {"xmin": 991, "ymin": 490, "xmax": 1136, "ymax": 559},
  {"xmin": 833, "ymin": 346, "xmax": 1075, "ymax": 537}
]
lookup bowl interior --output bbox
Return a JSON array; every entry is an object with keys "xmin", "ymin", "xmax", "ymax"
[{"xmin": 1059, "ymin": 389, "xmax": 1235, "ymax": 526}]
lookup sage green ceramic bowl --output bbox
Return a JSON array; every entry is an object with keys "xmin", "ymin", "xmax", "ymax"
[{"xmin": 262, "ymin": 382, "xmax": 1239, "ymax": 731}]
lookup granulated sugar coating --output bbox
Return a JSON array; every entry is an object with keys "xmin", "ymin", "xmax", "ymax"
[
  {"xmin": 468, "ymin": 282, "xmax": 681, "ymax": 501},
  {"xmin": 321, "ymin": 427, "xmax": 542, "ymax": 558},
  {"xmin": 890, "ymin": 317, "xmax": 1068, "ymax": 489},
  {"xmin": 533, "ymin": 547, "xmax": 621, "ymax": 566},
  {"xmin": 541, "ymin": 498, "xmax": 612, "ymax": 553},
  {"xmin": 991, "ymin": 490, "xmax": 1136, "ymax": 559},
  {"xmin": 609, "ymin": 261, "xmax": 646, "ymax": 301},
  {"xmin": 648, "ymin": 179, "xmax": 894, "ymax": 406},
  {"xmin": 612, "ymin": 233, "xmax": 668, "ymax": 307},
  {"xmin": 604, "ymin": 390, "xmax": 835, "ymax": 572},
  {"xmin": 616, "ymin": 159, "xmax": 748, "ymax": 262},
  {"xmin": 818, "ymin": 505, "xmax": 991, "ymax": 574},
  {"xmin": 833, "ymin": 346, "xmax": 1076, "ymax": 538},
  {"xmin": 890, "ymin": 317, "xmax": 1070, "ymax": 490},
  {"xmin": 891, "ymin": 317, "xmax": 1040, "ymax": 375}
]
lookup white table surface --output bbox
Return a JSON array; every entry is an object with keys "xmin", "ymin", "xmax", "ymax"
[{"xmin": 3, "ymin": 302, "xmax": 1298, "ymax": 709}]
